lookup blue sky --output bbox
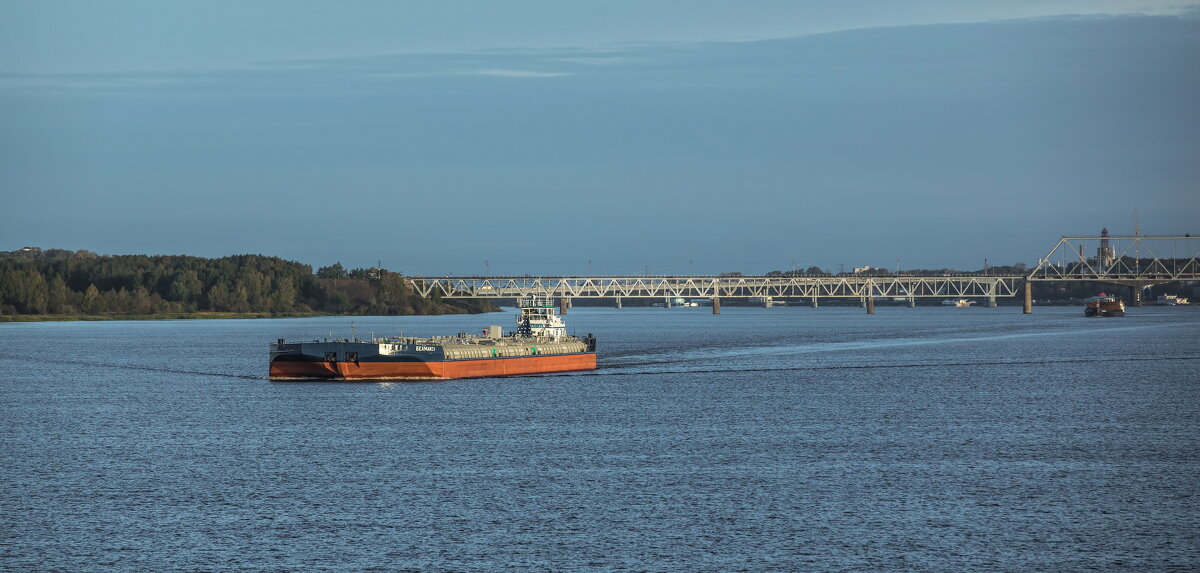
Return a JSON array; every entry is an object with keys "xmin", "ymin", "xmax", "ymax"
[{"xmin": 2, "ymin": 2, "xmax": 1198, "ymax": 275}]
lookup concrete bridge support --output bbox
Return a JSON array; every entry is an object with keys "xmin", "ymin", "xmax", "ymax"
[
  {"xmin": 712, "ymin": 297, "xmax": 720, "ymax": 314},
  {"xmin": 866, "ymin": 297, "xmax": 875, "ymax": 314},
  {"xmin": 811, "ymin": 296, "xmax": 819, "ymax": 308},
  {"xmin": 988, "ymin": 296, "xmax": 997, "ymax": 308},
  {"xmin": 615, "ymin": 297, "xmax": 622, "ymax": 309},
  {"xmin": 1129, "ymin": 284, "xmax": 1152, "ymax": 306},
  {"xmin": 1024, "ymin": 282, "xmax": 1033, "ymax": 314},
  {"xmin": 560, "ymin": 297, "xmax": 569, "ymax": 315},
  {"xmin": 908, "ymin": 297, "xmax": 916, "ymax": 308}
]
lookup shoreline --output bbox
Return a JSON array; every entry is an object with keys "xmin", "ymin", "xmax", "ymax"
[
  {"xmin": 0, "ymin": 310, "xmax": 500, "ymax": 323},
  {"xmin": 0, "ymin": 312, "xmax": 333, "ymax": 323}
]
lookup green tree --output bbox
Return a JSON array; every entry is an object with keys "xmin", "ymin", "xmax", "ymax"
[
  {"xmin": 47, "ymin": 276, "xmax": 72, "ymax": 314},
  {"xmin": 167, "ymin": 270, "xmax": 203, "ymax": 304},
  {"xmin": 82, "ymin": 284, "xmax": 102, "ymax": 313},
  {"xmin": 316, "ymin": 262, "xmax": 347, "ymax": 279}
]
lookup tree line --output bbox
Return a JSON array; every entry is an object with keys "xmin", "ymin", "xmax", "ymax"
[{"xmin": 0, "ymin": 248, "xmax": 493, "ymax": 317}]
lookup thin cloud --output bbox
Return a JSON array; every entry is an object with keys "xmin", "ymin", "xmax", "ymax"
[
  {"xmin": 0, "ymin": 73, "xmax": 182, "ymax": 92},
  {"xmin": 554, "ymin": 57, "xmax": 627, "ymax": 66},
  {"xmin": 467, "ymin": 69, "xmax": 571, "ymax": 78}
]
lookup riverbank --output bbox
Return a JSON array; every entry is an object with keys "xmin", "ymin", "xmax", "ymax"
[
  {"xmin": 0, "ymin": 312, "xmax": 336, "ymax": 322},
  {"xmin": 0, "ymin": 309, "xmax": 501, "ymax": 323}
]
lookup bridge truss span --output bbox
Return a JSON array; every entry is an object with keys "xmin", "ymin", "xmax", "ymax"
[
  {"xmin": 1026, "ymin": 234, "xmax": 1200, "ymax": 282},
  {"xmin": 410, "ymin": 275, "xmax": 1023, "ymax": 301},
  {"xmin": 406, "ymin": 234, "xmax": 1197, "ymax": 307}
]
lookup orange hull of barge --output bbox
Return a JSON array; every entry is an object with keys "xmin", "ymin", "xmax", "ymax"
[{"xmin": 270, "ymin": 353, "xmax": 596, "ymax": 381}]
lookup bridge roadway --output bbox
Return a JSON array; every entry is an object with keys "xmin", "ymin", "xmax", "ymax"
[{"xmin": 411, "ymin": 274, "xmax": 1022, "ymax": 306}]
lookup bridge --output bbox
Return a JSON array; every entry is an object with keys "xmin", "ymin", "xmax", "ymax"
[{"xmin": 409, "ymin": 235, "xmax": 1199, "ymax": 313}]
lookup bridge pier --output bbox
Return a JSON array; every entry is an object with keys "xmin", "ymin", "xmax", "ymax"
[
  {"xmin": 811, "ymin": 296, "xmax": 819, "ymax": 308},
  {"xmin": 1130, "ymin": 284, "xmax": 1147, "ymax": 306},
  {"xmin": 987, "ymin": 296, "xmax": 997, "ymax": 308},
  {"xmin": 860, "ymin": 297, "xmax": 867, "ymax": 309},
  {"xmin": 908, "ymin": 296, "xmax": 916, "ymax": 308},
  {"xmin": 1023, "ymin": 282, "xmax": 1032, "ymax": 314},
  {"xmin": 615, "ymin": 297, "xmax": 622, "ymax": 309},
  {"xmin": 866, "ymin": 297, "xmax": 875, "ymax": 314},
  {"xmin": 560, "ymin": 297, "xmax": 569, "ymax": 315},
  {"xmin": 712, "ymin": 297, "xmax": 720, "ymax": 314}
]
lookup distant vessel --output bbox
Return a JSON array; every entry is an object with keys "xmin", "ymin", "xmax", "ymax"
[
  {"xmin": 652, "ymin": 297, "xmax": 702, "ymax": 308},
  {"xmin": 1085, "ymin": 293, "xmax": 1125, "ymax": 317},
  {"xmin": 748, "ymin": 297, "xmax": 787, "ymax": 307},
  {"xmin": 269, "ymin": 297, "xmax": 597, "ymax": 381},
  {"xmin": 1157, "ymin": 295, "xmax": 1189, "ymax": 306},
  {"xmin": 942, "ymin": 298, "xmax": 975, "ymax": 307}
]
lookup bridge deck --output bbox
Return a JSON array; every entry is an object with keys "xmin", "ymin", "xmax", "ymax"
[{"xmin": 411, "ymin": 275, "xmax": 1023, "ymax": 299}]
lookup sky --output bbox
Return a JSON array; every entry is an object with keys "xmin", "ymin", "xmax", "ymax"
[{"xmin": 2, "ymin": 1, "xmax": 1198, "ymax": 275}]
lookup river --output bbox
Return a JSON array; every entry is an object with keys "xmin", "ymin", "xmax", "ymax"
[{"xmin": 2, "ymin": 305, "xmax": 1197, "ymax": 570}]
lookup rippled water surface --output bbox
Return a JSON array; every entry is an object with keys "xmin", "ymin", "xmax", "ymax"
[{"xmin": 2, "ymin": 305, "xmax": 1198, "ymax": 571}]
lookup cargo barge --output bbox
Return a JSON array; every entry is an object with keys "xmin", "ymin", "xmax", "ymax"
[
  {"xmin": 1084, "ymin": 293, "xmax": 1125, "ymax": 317},
  {"xmin": 269, "ymin": 297, "xmax": 596, "ymax": 381}
]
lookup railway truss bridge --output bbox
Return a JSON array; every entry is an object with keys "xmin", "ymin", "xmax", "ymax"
[{"xmin": 410, "ymin": 235, "xmax": 1198, "ymax": 314}]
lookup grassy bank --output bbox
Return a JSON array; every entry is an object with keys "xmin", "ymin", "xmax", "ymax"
[{"xmin": 0, "ymin": 312, "xmax": 336, "ymax": 322}]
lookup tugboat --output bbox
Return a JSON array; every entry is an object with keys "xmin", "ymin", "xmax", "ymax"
[
  {"xmin": 269, "ymin": 296, "xmax": 597, "ymax": 380},
  {"xmin": 1084, "ymin": 293, "xmax": 1125, "ymax": 317}
]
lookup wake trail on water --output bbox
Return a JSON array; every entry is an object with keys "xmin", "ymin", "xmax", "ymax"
[
  {"xmin": 566, "ymin": 354, "xmax": 1200, "ymax": 378},
  {"xmin": 602, "ymin": 321, "xmax": 1197, "ymax": 366},
  {"xmin": 5, "ymin": 356, "xmax": 262, "ymax": 380}
]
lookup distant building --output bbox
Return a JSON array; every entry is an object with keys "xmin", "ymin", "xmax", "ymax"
[
  {"xmin": 852, "ymin": 265, "xmax": 873, "ymax": 274},
  {"xmin": 1097, "ymin": 227, "xmax": 1114, "ymax": 267}
]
